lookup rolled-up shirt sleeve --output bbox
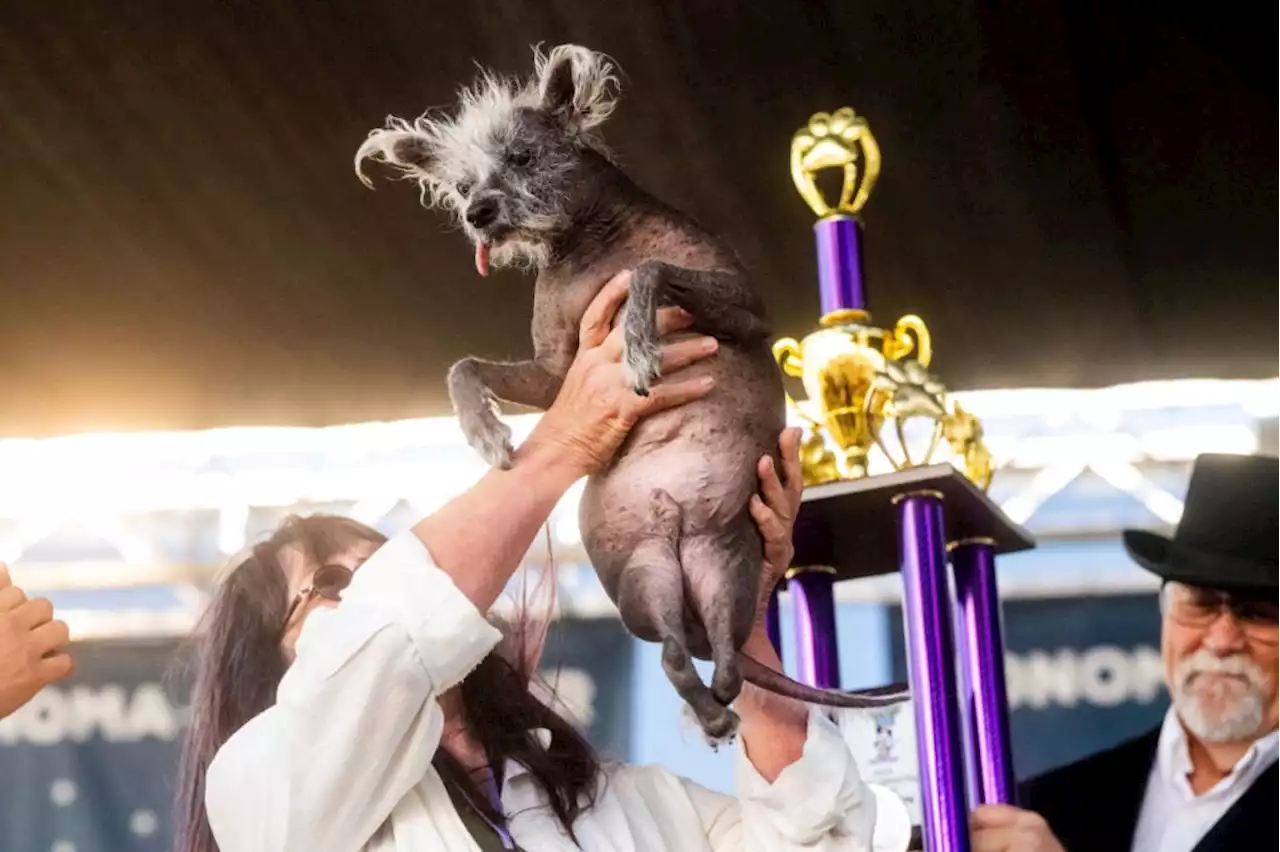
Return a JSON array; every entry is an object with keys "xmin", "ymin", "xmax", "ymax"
[
  {"xmin": 616, "ymin": 708, "xmax": 876, "ymax": 851},
  {"xmin": 724, "ymin": 708, "xmax": 876, "ymax": 849},
  {"xmin": 204, "ymin": 531, "xmax": 504, "ymax": 852}
]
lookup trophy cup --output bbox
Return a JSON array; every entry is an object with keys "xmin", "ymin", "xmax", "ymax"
[{"xmin": 766, "ymin": 107, "xmax": 1035, "ymax": 852}]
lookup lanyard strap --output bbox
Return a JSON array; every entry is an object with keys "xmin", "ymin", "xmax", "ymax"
[
  {"xmin": 483, "ymin": 773, "xmax": 516, "ymax": 851},
  {"xmin": 450, "ymin": 772, "xmax": 516, "ymax": 851}
]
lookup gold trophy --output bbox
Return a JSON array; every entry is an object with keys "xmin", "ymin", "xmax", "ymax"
[
  {"xmin": 771, "ymin": 111, "xmax": 1026, "ymax": 852},
  {"xmin": 773, "ymin": 107, "xmax": 993, "ymax": 491}
]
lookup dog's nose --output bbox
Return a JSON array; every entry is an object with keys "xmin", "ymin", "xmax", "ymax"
[{"xmin": 465, "ymin": 198, "xmax": 499, "ymax": 229}]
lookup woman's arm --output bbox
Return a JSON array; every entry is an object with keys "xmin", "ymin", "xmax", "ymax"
[
  {"xmin": 204, "ymin": 272, "xmax": 718, "ymax": 852},
  {"xmin": 409, "ymin": 440, "xmax": 582, "ymax": 612},
  {"xmin": 735, "ymin": 429, "xmax": 810, "ymax": 781},
  {"xmin": 734, "ymin": 630, "xmax": 810, "ymax": 779}
]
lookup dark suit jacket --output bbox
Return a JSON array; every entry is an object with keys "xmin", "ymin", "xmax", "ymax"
[{"xmin": 1018, "ymin": 726, "xmax": 1278, "ymax": 852}]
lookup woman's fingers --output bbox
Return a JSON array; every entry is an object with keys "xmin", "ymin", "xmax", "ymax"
[
  {"xmin": 749, "ymin": 494, "xmax": 787, "ymax": 543},
  {"xmin": 778, "ymin": 427, "xmax": 805, "ymax": 502},
  {"xmin": 659, "ymin": 335, "xmax": 717, "ymax": 373},
  {"xmin": 654, "ymin": 305, "xmax": 694, "ymax": 336},
  {"xmin": 569, "ymin": 274, "xmax": 714, "ymax": 436},
  {"xmin": 638, "ymin": 374, "xmax": 716, "ymax": 414},
  {"xmin": 579, "ymin": 271, "xmax": 632, "ymax": 349},
  {"xmin": 600, "ymin": 305, "xmax": 693, "ymax": 362},
  {"xmin": 756, "ymin": 454, "xmax": 789, "ymax": 518}
]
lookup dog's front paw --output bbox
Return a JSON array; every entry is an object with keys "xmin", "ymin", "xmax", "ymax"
[
  {"xmin": 622, "ymin": 333, "xmax": 663, "ymax": 396},
  {"xmin": 459, "ymin": 406, "xmax": 514, "ymax": 469}
]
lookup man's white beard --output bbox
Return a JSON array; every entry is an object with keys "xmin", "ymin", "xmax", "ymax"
[{"xmin": 1172, "ymin": 648, "xmax": 1268, "ymax": 742}]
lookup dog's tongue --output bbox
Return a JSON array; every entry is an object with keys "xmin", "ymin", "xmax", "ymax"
[{"xmin": 475, "ymin": 242, "xmax": 490, "ymax": 277}]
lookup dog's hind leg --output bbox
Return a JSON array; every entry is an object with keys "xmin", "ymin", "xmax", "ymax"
[
  {"xmin": 616, "ymin": 490, "xmax": 738, "ymax": 743},
  {"xmin": 682, "ymin": 511, "xmax": 763, "ymax": 716}
]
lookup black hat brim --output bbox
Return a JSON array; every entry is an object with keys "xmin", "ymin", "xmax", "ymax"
[{"xmin": 1123, "ymin": 529, "xmax": 1278, "ymax": 592}]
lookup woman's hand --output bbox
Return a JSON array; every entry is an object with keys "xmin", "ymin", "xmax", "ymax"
[
  {"xmin": 748, "ymin": 426, "xmax": 805, "ymax": 623},
  {"xmin": 415, "ymin": 270, "xmax": 717, "ymax": 614},
  {"xmin": 525, "ymin": 270, "xmax": 719, "ymax": 478}
]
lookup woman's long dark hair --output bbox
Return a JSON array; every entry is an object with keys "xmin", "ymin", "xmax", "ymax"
[{"xmin": 173, "ymin": 514, "xmax": 600, "ymax": 852}]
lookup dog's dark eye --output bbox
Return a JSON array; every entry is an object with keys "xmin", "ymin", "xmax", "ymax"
[
  {"xmin": 456, "ymin": 180, "xmax": 473, "ymax": 197},
  {"xmin": 508, "ymin": 148, "xmax": 533, "ymax": 167}
]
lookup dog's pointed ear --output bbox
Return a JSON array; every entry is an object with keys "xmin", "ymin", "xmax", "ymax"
[
  {"xmin": 354, "ymin": 119, "xmax": 438, "ymax": 188},
  {"xmin": 534, "ymin": 44, "xmax": 620, "ymax": 134},
  {"xmin": 389, "ymin": 135, "xmax": 433, "ymax": 169}
]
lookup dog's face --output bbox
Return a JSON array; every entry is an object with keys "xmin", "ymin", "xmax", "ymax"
[{"xmin": 356, "ymin": 44, "xmax": 620, "ymax": 275}]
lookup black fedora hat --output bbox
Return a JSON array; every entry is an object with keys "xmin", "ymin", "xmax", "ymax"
[{"xmin": 1123, "ymin": 453, "xmax": 1278, "ymax": 592}]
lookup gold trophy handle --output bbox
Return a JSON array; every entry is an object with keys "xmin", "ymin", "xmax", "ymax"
[
  {"xmin": 884, "ymin": 314, "xmax": 933, "ymax": 367},
  {"xmin": 772, "ymin": 337, "xmax": 819, "ymax": 426},
  {"xmin": 773, "ymin": 337, "xmax": 805, "ymax": 378}
]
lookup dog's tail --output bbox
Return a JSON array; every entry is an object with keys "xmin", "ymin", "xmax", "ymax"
[{"xmin": 736, "ymin": 651, "xmax": 910, "ymax": 707}]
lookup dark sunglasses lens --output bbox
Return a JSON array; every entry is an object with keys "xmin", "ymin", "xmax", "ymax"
[
  {"xmin": 313, "ymin": 565, "xmax": 353, "ymax": 600},
  {"xmin": 1236, "ymin": 600, "xmax": 1279, "ymax": 624}
]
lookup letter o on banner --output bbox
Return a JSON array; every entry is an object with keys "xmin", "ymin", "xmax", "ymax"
[{"xmin": 1079, "ymin": 645, "xmax": 1130, "ymax": 707}]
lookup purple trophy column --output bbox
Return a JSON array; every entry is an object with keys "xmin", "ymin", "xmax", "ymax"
[
  {"xmin": 814, "ymin": 216, "xmax": 868, "ymax": 314},
  {"xmin": 787, "ymin": 214, "xmax": 867, "ymax": 690},
  {"xmin": 790, "ymin": 505, "xmax": 841, "ymax": 688},
  {"xmin": 789, "ymin": 568, "xmax": 841, "ymax": 687},
  {"xmin": 897, "ymin": 492, "xmax": 970, "ymax": 852},
  {"xmin": 952, "ymin": 538, "xmax": 1016, "ymax": 805},
  {"xmin": 952, "ymin": 591, "xmax": 981, "ymax": 809}
]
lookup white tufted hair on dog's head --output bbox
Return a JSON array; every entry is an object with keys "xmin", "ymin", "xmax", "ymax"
[{"xmin": 354, "ymin": 44, "xmax": 624, "ymax": 271}]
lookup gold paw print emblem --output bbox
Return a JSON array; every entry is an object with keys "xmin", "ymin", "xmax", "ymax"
[{"xmin": 790, "ymin": 107, "xmax": 881, "ymax": 218}]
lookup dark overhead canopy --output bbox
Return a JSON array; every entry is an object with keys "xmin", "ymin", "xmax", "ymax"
[{"xmin": 1, "ymin": 2, "xmax": 1274, "ymax": 437}]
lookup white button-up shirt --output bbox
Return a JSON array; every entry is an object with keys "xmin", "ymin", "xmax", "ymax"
[
  {"xmin": 1130, "ymin": 706, "xmax": 1279, "ymax": 852},
  {"xmin": 204, "ymin": 531, "xmax": 882, "ymax": 851}
]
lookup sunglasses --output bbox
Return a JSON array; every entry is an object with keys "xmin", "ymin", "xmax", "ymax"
[
  {"xmin": 281, "ymin": 563, "xmax": 354, "ymax": 635},
  {"xmin": 1168, "ymin": 586, "xmax": 1279, "ymax": 638}
]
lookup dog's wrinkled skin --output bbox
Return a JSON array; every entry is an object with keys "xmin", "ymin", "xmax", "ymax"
[{"xmin": 357, "ymin": 44, "xmax": 906, "ymax": 742}]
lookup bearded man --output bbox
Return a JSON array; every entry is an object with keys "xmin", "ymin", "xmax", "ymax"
[{"xmin": 970, "ymin": 453, "xmax": 1278, "ymax": 852}]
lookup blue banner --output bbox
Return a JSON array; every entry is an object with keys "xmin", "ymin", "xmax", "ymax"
[{"xmin": 0, "ymin": 639, "xmax": 186, "ymax": 852}]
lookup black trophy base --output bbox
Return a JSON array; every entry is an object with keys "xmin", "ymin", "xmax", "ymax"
[{"xmin": 791, "ymin": 463, "xmax": 1035, "ymax": 582}]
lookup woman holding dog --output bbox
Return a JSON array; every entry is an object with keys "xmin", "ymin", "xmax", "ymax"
[{"xmin": 174, "ymin": 271, "xmax": 886, "ymax": 852}]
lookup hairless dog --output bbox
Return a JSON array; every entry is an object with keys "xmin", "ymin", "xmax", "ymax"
[{"xmin": 357, "ymin": 44, "xmax": 908, "ymax": 742}]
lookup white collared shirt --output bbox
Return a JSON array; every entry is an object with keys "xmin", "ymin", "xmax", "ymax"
[
  {"xmin": 204, "ymin": 531, "xmax": 884, "ymax": 852},
  {"xmin": 1130, "ymin": 706, "xmax": 1279, "ymax": 852}
]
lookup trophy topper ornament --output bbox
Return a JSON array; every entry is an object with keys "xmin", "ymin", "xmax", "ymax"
[{"xmin": 790, "ymin": 107, "xmax": 882, "ymax": 219}]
